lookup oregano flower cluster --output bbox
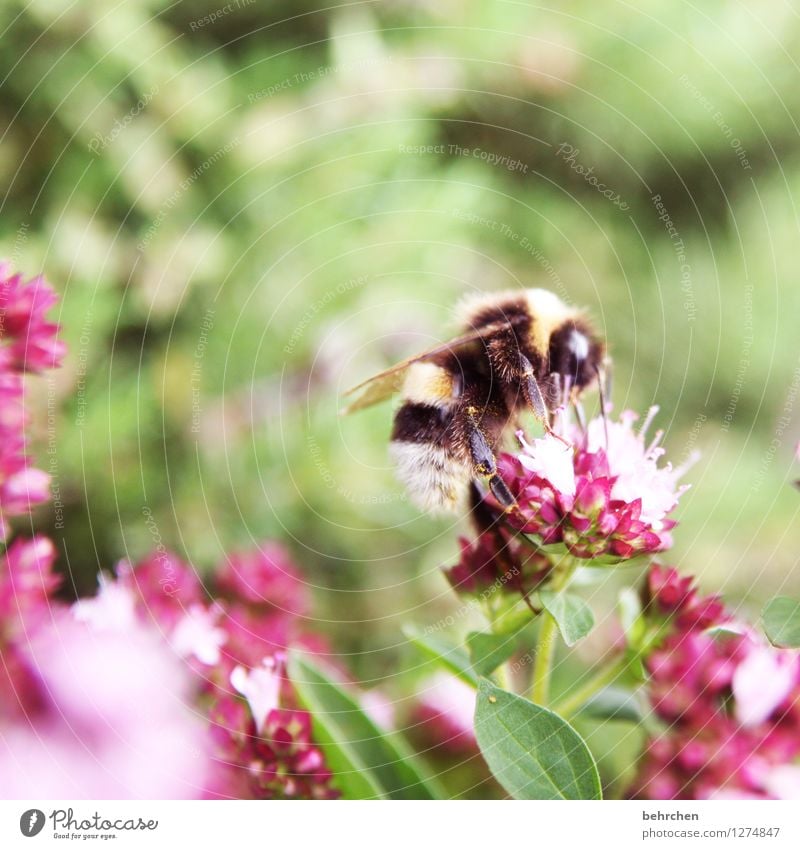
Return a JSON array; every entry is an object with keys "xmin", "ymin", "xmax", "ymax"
[
  {"xmin": 631, "ymin": 565, "xmax": 800, "ymax": 800},
  {"xmin": 439, "ymin": 402, "xmax": 800, "ymax": 800}
]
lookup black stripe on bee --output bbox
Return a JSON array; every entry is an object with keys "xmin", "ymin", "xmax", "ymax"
[
  {"xmin": 391, "ymin": 402, "xmax": 450, "ymax": 444},
  {"xmin": 465, "ymin": 296, "xmax": 531, "ymax": 334}
]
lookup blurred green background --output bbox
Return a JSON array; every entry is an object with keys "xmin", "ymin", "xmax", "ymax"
[{"xmin": 2, "ymin": 0, "xmax": 799, "ymax": 697}]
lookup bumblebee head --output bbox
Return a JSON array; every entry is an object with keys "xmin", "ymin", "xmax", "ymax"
[{"xmin": 548, "ymin": 320, "xmax": 604, "ymax": 390}]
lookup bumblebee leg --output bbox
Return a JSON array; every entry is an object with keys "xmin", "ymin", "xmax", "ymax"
[
  {"xmin": 593, "ymin": 362, "xmax": 609, "ymax": 447},
  {"xmin": 519, "ymin": 354, "xmax": 548, "ymax": 420},
  {"xmin": 519, "ymin": 355, "xmax": 569, "ymax": 445},
  {"xmin": 465, "ymin": 406, "xmax": 516, "ymax": 510}
]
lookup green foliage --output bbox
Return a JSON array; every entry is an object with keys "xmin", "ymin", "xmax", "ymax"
[
  {"xmin": 576, "ymin": 687, "xmax": 644, "ymax": 725},
  {"xmin": 474, "ymin": 679, "xmax": 602, "ymax": 800},
  {"xmin": 467, "ymin": 630, "xmax": 523, "ymax": 678},
  {"xmin": 402, "ymin": 625, "xmax": 478, "ymax": 687},
  {"xmin": 762, "ymin": 597, "xmax": 800, "ymax": 648},
  {"xmin": 288, "ymin": 651, "xmax": 442, "ymax": 800},
  {"xmin": 539, "ymin": 590, "xmax": 595, "ymax": 647}
]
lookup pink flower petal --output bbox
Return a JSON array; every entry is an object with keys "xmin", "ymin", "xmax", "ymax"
[
  {"xmin": 517, "ymin": 432, "xmax": 575, "ymax": 496},
  {"xmin": 231, "ymin": 659, "xmax": 281, "ymax": 732},
  {"xmin": 733, "ymin": 644, "xmax": 799, "ymax": 727}
]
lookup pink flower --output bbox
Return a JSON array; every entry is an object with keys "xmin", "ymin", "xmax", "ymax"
[
  {"xmin": 632, "ymin": 565, "xmax": 800, "ymax": 800},
  {"xmin": 231, "ymin": 658, "xmax": 282, "ymax": 733},
  {"xmin": 361, "ymin": 689, "xmax": 396, "ymax": 730},
  {"xmin": 0, "ymin": 400, "xmax": 52, "ymax": 538},
  {"xmin": 444, "ymin": 528, "xmax": 551, "ymax": 598},
  {"xmin": 732, "ymin": 643, "xmax": 800, "ymax": 727},
  {"xmin": 0, "ymin": 467, "xmax": 51, "ymax": 514},
  {"xmin": 0, "ymin": 264, "xmax": 64, "ymax": 536},
  {"xmin": 764, "ymin": 765, "xmax": 800, "ymax": 800},
  {"xmin": 410, "ymin": 672, "xmax": 477, "ymax": 755},
  {"xmin": 117, "ymin": 551, "xmax": 205, "ymax": 630},
  {"xmin": 170, "ymin": 604, "xmax": 227, "ymax": 666},
  {"xmin": 0, "ymin": 276, "xmax": 340, "ymax": 801},
  {"xmin": 216, "ymin": 602, "xmax": 295, "ymax": 671},
  {"xmin": 206, "ymin": 662, "xmax": 338, "ymax": 799},
  {"xmin": 0, "ymin": 535, "xmax": 59, "ymax": 637},
  {"xmin": 117, "ymin": 545, "xmax": 319, "ymax": 682},
  {"xmin": 217, "ymin": 542, "xmax": 309, "ymax": 618},
  {"xmin": 518, "ymin": 432, "xmax": 575, "ymax": 495},
  {"xmin": 647, "ymin": 564, "xmax": 726, "ymax": 630},
  {"xmin": 583, "ymin": 408, "xmax": 694, "ymax": 528},
  {"xmin": 0, "ymin": 598, "xmax": 211, "ymax": 799},
  {"xmin": 496, "ymin": 410, "xmax": 692, "ymax": 561},
  {"xmin": 0, "ymin": 263, "xmax": 66, "ymax": 373},
  {"xmin": 73, "ymin": 574, "xmax": 138, "ymax": 630}
]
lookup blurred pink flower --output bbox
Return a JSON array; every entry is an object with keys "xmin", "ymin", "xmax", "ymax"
[
  {"xmin": 1, "ymin": 536, "xmax": 337, "ymax": 799},
  {"xmin": 0, "ymin": 263, "xmax": 66, "ymax": 374},
  {"xmin": 0, "ymin": 265, "xmax": 337, "ymax": 799},
  {"xmin": 632, "ymin": 564, "xmax": 800, "ymax": 800},
  {"xmin": 217, "ymin": 542, "xmax": 309, "ymax": 618},
  {"xmin": 732, "ymin": 643, "xmax": 799, "ymax": 727},
  {"xmin": 0, "ymin": 535, "xmax": 59, "ymax": 637},
  {"xmin": 764, "ymin": 765, "xmax": 800, "ymax": 800},
  {"xmin": 0, "ymin": 589, "xmax": 210, "ymax": 799},
  {"xmin": 410, "ymin": 672, "xmax": 477, "ymax": 755},
  {"xmin": 170, "ymin": 604, "xmax": 227, "ymax": 666},
  {"xmin": 647, "ymin": 564, "xmax": 726, "ymax": 630},
  {"xmin": 205, "ymin": 656, "xmax": 338, "ymax": 800},
  {"xmin": 114, "ymin": 544, "xmax": 338, "ymax": 798},
  {"xmin": 117, "ymin": 551, "xmax": 205, "ymax": 630},
  {"xmin": 231, "ymin": 658, "xmax": 282, "ymax": 733},
  {"xmin": 0, "ymin": 264, "xmax": 63, "ymax": 537},
  {"xmin": 361, "ymin": 689, "xmax": 396, "ymax": 730}
]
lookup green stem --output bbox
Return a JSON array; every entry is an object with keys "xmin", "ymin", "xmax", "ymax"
[
  {"xmin": 530, "ymin": 611, "xmax": 558, "ymax": 704},
  {"xmin": 552, "ymin": 655, "xmax": 629, "ymax": 719},
  {"xmin": 526, "ymin": 554, "xmax": 578, "ymax": 705}
]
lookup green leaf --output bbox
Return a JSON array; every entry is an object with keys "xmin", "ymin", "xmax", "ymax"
[
  {"xmin": 467, "ymin": 621, "xmax": 538, "ymax": 677},
  {"xmin": 577, "ymin": 686, "xmax": 644, "ymax": 724},
  {"xmin": 288, "ymin": 651, "xmax": 442, "ymax": 799},
  {"xmin": 402, "ymin": 624, "xmax": 478, "ymax": 687},
  {"xmin": 539, "ymin": 590, "xmax": 595, "ymax": 647},
  {"xmin": 467, "ymin": 631, "xmax": 520, "ymax": 677},
  {"xmin": 763, "ymin": 597, "xmax": 800, "ymax": 648},
  {"xmin": 474, "ymin": 679, "xmax": 602, "ymax": 800}
]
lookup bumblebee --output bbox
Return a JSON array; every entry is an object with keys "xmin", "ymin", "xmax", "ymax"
[{"xmin": 343, "ymin": 289, "xmax": 605, "ymax": 514}]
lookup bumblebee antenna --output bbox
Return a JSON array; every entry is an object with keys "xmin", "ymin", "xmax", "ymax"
[
  {"xmin": 573, "ymin": 399, "xmax": 587, "ymax": 434},
  {"xmin": 594, "ymin": 363, "xmax": 609, "ymax": 448}
]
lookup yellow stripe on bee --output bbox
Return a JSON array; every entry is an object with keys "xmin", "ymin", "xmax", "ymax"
[
  {"xmin": 525, "ymin": 288, "xmax": 579, "ymax": 357},
  {"xmin": 402, "ymin": 362, "xmax": 455, "ymax": 407}
]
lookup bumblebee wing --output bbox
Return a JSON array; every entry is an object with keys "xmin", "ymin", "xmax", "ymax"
[
  {"xmin": 340, "ymin": 318, "xmax": 517, "ymax": 415},
  {"xmin": 340, "ymin": 367, "xmax": 409, "ymax": 415}
]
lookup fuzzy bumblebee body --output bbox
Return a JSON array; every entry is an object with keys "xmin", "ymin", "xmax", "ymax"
[{"xmin": 343, "ymin": 289, "xmax": 604, "ymax": 514}]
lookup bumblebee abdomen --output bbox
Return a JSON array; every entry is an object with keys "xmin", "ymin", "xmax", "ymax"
[{"xmin": 390, "ymin": 402, "xmax": 471, "ymax": 513}]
